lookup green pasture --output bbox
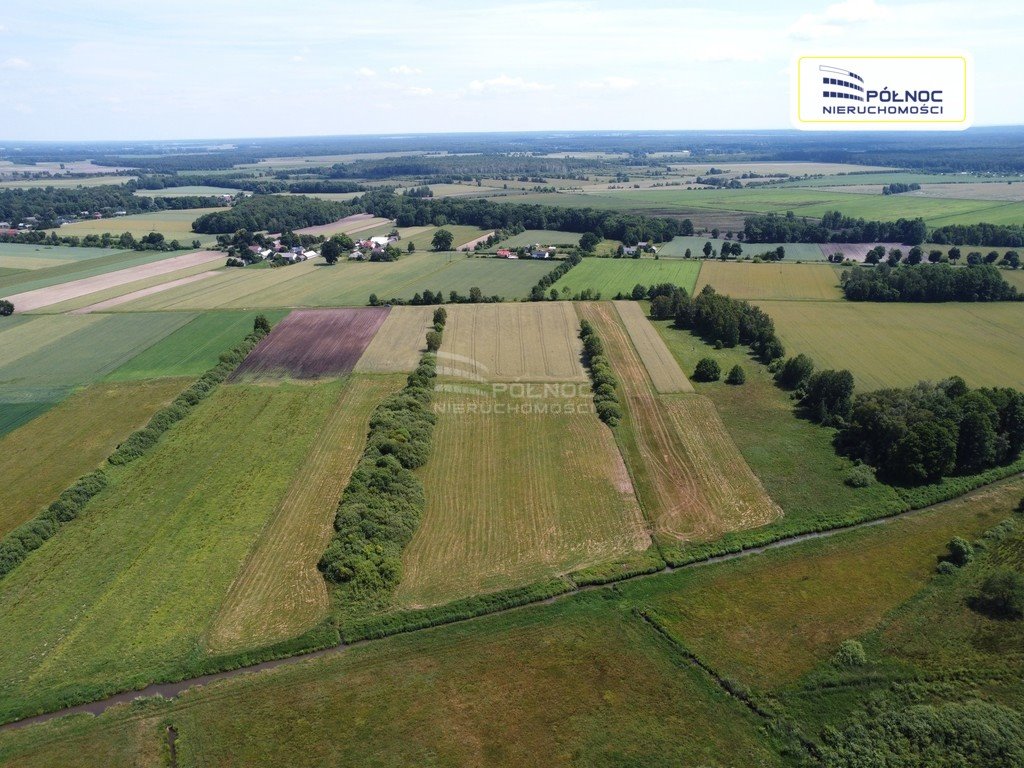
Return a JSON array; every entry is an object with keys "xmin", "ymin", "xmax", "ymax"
[{"xmin": 550, "ymin": 257, "xmax": 701, "ymax": 298}]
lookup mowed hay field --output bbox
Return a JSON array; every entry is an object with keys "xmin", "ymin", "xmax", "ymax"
[
  {"xmin": 0, "ymin": 596, "xmax": 782, "ymax": 768},
  {"xmin": 232, "ymin": 308, "xmax": 389, "ymax": 379},
  {"xmin": 551, "ymin": 257, "xmax": 701, "ymax": 297},
  {"xmin": 695, "ymin": 262, "xmax": 844, "ymax": 301},
  {"xmin": 439, "ymin": 302, "xmax": 587, "ymax": 383},
  {"xmin": 579, "ymin": 302, "xmax": 781, "ymax": 541},
  {"xmin": 397, "ymin": 387, "xmax": 650, "ymax": 607},
  {"xmin": 109, "ymin": 252, "xmax": 552, "ymax": 310},
  {"xmin": 658, "ymin": 237, "xmax": 826, "ymax": 262},
  {"xmin": 614, "ymin": 301, "xmax": 693, "ymax": 393},
  {"xmin": 0, "ymin": 381, "xmax": 343, "ymax": 722},
  {"xmin": 354, "ymin": 305, "xmax": 432, "ymax": 373},
  {"xmin": 0, "ymin": 379, "xmax": 187, "ymax": 537},
  {"xmin": 46, "ymin": 208, "xmax": 224, "ymax": 243},
  {"xmin": 759, "ymin": 301, "xmax": 1024, "ymax": 390},
  {"xmin": 208, "ymin": 374, "xmax": 404, "ymax": 652}
]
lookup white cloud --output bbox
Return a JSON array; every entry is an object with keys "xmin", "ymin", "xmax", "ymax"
[
  {"xmin": 356, "ymin": 67, "xmax": 376, "ymax": 77},
  {"xmin": 389, "ymin": 64, "xmax": 422, "ymax": 75},
  {"xmin": 789, "ymin": 0, "xmax": 891, "ymax": 39},
  {"xmin": 291, "ymin": 55, "xmax": 305, "ymax": 63},
  {"xmin": 406, "ymin": 86, "xmax": 434, "ymax": 96},
  {"xmin": 3, "ymin": 57, "xmax": 30, "ymax": 70},
  {"xmin": 13, "ymin": 103, "xmax": 33, "ymax": 114},
  {"xmin": 580, "ymin": 76, "xmax": 636, "ymax": 90},
  {"xmin": 467, "ymin": 74, "xmax": 552, "ymax": 93}
]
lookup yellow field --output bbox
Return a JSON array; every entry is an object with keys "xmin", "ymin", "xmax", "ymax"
[
  {"xmin": 614, "ymin": 301, "xmax": 693, "ymax": 392},
  {"xmin": 1002, "ymin": 269, "xmax": 1024, "ymax": 291},
  {"xmin": 354, "ymin": 306, "xmax": 432, "ymax": 373},
  {"xmin": 0, "ymin": 379, "xmax": 188, "ymax": 537},
  {"xmin": 579, "ymin": 302, "xmax": 781, "ymax": 541},
  {"xmin": 695, "ymin": 261, "xmax": 844, "ymax": 301},
  {"xmin": 48, "ymin": 208, "xmax": 225, "ymax": 242},
  {"xmin": 207, "ymin": 375, "xmax": 403, "ymax": 652},
  {"xmin": 397, "ymin": 387, "xmax": 650, "ymax": 607},
  {"xmin": 439, "ymin": 302, "xmax": 587, "ymax": 383}
]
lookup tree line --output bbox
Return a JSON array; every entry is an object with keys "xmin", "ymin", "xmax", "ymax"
[
  {"xmin": 743, "ymin": 210, "xmax": 928, "ymax": 245},
  {"xmin": 318, "ymin": 315, "xmax": 444, "ymax": 595},
  {"xmin": 529, "ymin": 252, "xmax": 582, "ymax": 301},
  {"xmin": 0, "ymin": 186, "xmax": 225, "ymax": 228},
  {"xmin": 368, "ymin": 287, "xmax": 502, "ymax": 307},
  {"xmin": 841, "ymin": 263, "xmax": 1021, "ymax": 302},
  {"xmin": 881, "ymin": 182, "xmax": 920, "ymax": 195},
  {"xmin": 579, "ymin": 319, "xmax": 622, "ymax": 426},
  {"xmin": 930, "ymin": 222, "xmax": 1024, "ymax": 247},
  {"xmin": 1, "ymin": 228, "xmax": 195, "ymax": 252},
  {"xmin": 191, "ymin": 195, "xmax": 354, "ymax": 233}
]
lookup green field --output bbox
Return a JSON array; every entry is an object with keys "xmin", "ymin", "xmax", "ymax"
[
  {"xmin": 695, "ymin": 262, "xmax": 844, "ymax": 301},
  {"xmin": 484, "ymin": 229, "xmax": 584, "ymax": 250},
  {"xmin": 551, "ymin": 258, "xmax": 701, "ymax": 298},
  {"xmin": 0, "ymin": 312, "xmax": 193, "ymax": 403},
  {"xmin": 0, "ymin": 379, "xmax": 186, "ymax": 537},
  {"xmin": 0, "ymin": 380, "xmax": 344, "ymax": 723},
  {"xmin": 0, "ymin": 249, "xmax": 180, "ymax": 294},
  {"xmin": 657, "ymin": 236, "xmax": 826, "ymax": 262},
  {"xmin": 105, "ymin": 311, "xmax": 286, "ymax": 380},
  {"xmin": 108, "ymin": 252, "xmax": 553, "ymax": 310},
  {"xmin": 48, "ymin": 208, "xmax": 224, "ymax": 244},
  {"xmin": 134, "ymin": 185, "xmax": 239, "ymax": 197},
  {"xmin": 758, "ymin": 301, "xmax": 1024, "ymax": 391}
]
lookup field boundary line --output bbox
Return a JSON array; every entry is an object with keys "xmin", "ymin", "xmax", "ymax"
[{"xmin": 5, "ymin": 470, "xmax": 1020, "ymax": 732}]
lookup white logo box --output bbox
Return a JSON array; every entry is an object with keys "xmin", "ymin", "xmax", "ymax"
[{"xmin": 792, "ymin": 54, "xmax": 972, "ymax": 131}]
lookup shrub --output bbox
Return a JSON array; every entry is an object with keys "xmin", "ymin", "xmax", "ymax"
[
  {"xmin": 833, "ymin": 639, "xmax": 867, "ymax": 667},
  {"xmin": 775, "ymin": 353, "xmax": 814, "ymax": 390},
  {"xmin": 432, "ymin": 307, "xmax": 447, "ymax": 327},
  {"xmin": 425, "ymin": 330, "xmax": 442, "ymax": 352},
  {"xmin": 0, "ymin": 299, "xmax": 14, "ymax": 316},
  {"xmin": 253, "ymin": 314, "xmax": 271, "ymax": 334},
  {"xmin": 693, "ymin": 357, "xmax": 721, "ymax": 382},
  {"xmin": 947, "ymin": 536, "xmax": 975, "ymax": 567},
  {"xmin": 725, "ymin": 364, "xmax": 746, "ymax": 385},
  {"xmin": 596, "ymin": 400, "xmax": 622, "ymax": 426},
  {"xmin": 936, "ymin": 560, "xmax": 959, "ymax": 576},
  {"xmin": 975, "ymin": 568, "xmax": 1024, "ymax": 619},
  {"xmin": 844, "ymin": 464, "xmax": 875, "ymax": 488}
]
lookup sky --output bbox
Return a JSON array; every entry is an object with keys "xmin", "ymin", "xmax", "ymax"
[{"xmin": 1, "ymin": 0, "xmax": 1022, "ymax": 140}]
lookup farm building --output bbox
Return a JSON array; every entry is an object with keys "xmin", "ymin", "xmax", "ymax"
[{"xmin": 496, "ymin": 248, "xmax": 513, "ymax": 258}]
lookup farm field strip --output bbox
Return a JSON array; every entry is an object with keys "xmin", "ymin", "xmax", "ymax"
[
  {"xmin": 3, "ymin": 250, "xmax": 224, "ymax": 312},
  {"xmin": 0, "ymin": 255, "xmax": 77, "ymax": 271},
  {"xmin": 0, "ymin": 379, "xmax": 188, "ymax": 538},
  {"xmin": 232, "ymin": 308, "xmax": 389, "ymax": 379},
  {"xmin": 0, "ymin": 382, "xmax": 343, "ymax": 722},
  {"xmin": 579, "ymin": 302, "xmax": 781, "ymax": 541},
  {"xmin": 438, "ymin": 302, "xmax": 587, "ymax": 383},
  {"xmin": 694, "ymin": 262, "xmax": 844, "ymax": 301},
  {"xmin": 0, "ymin": 249, "xmax": 177, "ymax": 295},
  {"xmin": 551, "ymin": 257, "xmax": 702, "ymax": 298},
  {"xmin": 208, "ymin": 374, "xmax": 405, "ymax": 652},
  {"xmin": 482, "ymin": 229, "xmax": 584, "ymax": 251},
  {"xmin": 613, "ymin": 301, "xmax": 693, "ymax": 392},
  {"xmin": 397, "ymin": 386, "xmax": 650, "ymax": 607},
  {"xmin": 353, "ymin": 305, "xmax": 432, "ymax": 373},
  {"xmin": 134, "ymin": 185, "xmax": 240, "ymax": 197},
  {"xmin": 294, "ymin": 213, "xmax": 390, "ymax": 236},
  {"xmin": 45, "ymin": 207, "xmax": 224, "ymax": 242},
  {"xmin": 0, "ymin": 315, "xmax": 102, "ymax": 371},
  {"xmin": 70, "ymin": 271, "xmax": 221, "ymax": 313},
  {"xmin": 759, "ymin": 300, "xmax": 1024, "ymax": 391},
  {"xmin": 658, "ymin": 237, "xmax": 826, "ymax": 262}
]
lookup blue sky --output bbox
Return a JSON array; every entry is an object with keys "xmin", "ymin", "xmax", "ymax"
[{"xmin": 1, "ymin": 0, "xmax": 1022, "ymax": 140}]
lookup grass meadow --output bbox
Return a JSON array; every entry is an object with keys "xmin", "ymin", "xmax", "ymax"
[
  {"xmin": 759, "ymin": 300, "xmax": 1024, "ymax": 390},
  {"xmin": 657, "ymin": 236, "xmax": 826, "ymax": 261},
  {"xmin": 47, "ymin": 208, "xmax": 224, "ymax": 244},
  {"xmin": 551, "ymin": 257, "xmax": 701, "ymax": 298},
  {"xmin": 0, "ymin": 381, "xmax": 343, "ymax": 723}
]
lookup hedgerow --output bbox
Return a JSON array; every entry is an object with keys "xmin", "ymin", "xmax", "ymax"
[
  {"xmin": 318, "ymin": 320, "xmax": 444, "ymax": 596},
  {"xmin": 579, "ymin": 318, "xmax": 622, "ymax": 426},
  {"xmin": 0, "ymin": 320, "xmax": 271, "ymax": 580}
]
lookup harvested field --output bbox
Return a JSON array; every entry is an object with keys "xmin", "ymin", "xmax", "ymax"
[
  {"xmin": 397, "ymin": 386, "xmax": 650, "ymax": 607},
  {"xmin": 694, "ymin": 261, "xmax": 843, "ymax": 301},
  {"xmin": 614, "ymin": 301, "xmax": 693, "ymax": 392},
  {"xmin": 438, "ymin": 302, "xmax": 586, "ymax": 383},
  {"xmin": 0, "ymin": 379, "xmax": 187, "ymax": 537},
  {"xmin": 354, "ymin": 305, "xmax": 432, "ymax": 373},
  {"xmin": 820, "ymin": 242, "xmax": 900, "ymax": 262},
  {"xmin": 208, "ymin": 374, "xmax": 404, "ymax": 652},
  {"xmin": 579, "ymin": 302, "xmax": 781, "ymax": 541},
  {"xmin": 3, "ymin": 250, "xmax": 224, "ymax": 312},
  {"xmin": 71, "ymin": 271, "xmax": 220, "ymax": 313},
  {"xmin": 294, "ymin": 213, "xmax": 391, "ymax": 236},
  {"xmin": 0, "ymin": 249, "xmax": 169, "ymax": 295},
  {"xmin": 232, "ymin": 308, "xmax": 389, "ymax": 380}
]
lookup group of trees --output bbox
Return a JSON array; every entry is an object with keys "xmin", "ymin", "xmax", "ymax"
[
  {"xmin": 578, "ymin": 319, "xmax": 622, "ymax": 426},
  {"xmin": 673, "ymin": 285, "xmax": 785, "ymax": 363},
  {"xmin": 318, "ymin": 326, "xmax": 441, "ymax": 592},
  {"xmin": 368, "ymin": 286, "xmax": 500, "ymax": 307},
  {"xmin": 0, "ymin": 227, "xmax": 198, "ymax": 251},
  {"xmin": 528, "ymin": 252, "xmax": 582, "ymax": 301},
  {"xmin": 881, "ymin": 182, "xmax": 921, "ymax": 195},
  {"xmin": 0, "ymin": 299, "xmax": 13, "ymax": 316},
  {"xmin": 774, "ymin": 353, "xmax": 855, "ymax": 427},
  {"xmin": 930, "ymin": 222, "xmax": 1024, "ymax": 248},
  {"xmin": 743, "ymin": 210, "xmax": 928, "ymax": 246},
  {"xmin": 192, "ymin": 195, "xmax": 354, "ymax": 234},
  {"xmin": 841, "ymin": 263, "xmax": 1021, "ymax": 302},
  {"xmin": 835, "ymin": 377, "xmax": 1024, "ymax": 485},
  {"xmin": 359, "ymin": 189, "xmax": 692, "ymax": 246},
  {"xmin": 0, "ymin": 185, "xmax": 224, "ymax": 228}
]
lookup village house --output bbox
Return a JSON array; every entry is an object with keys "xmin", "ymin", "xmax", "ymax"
[{"xmin": 496, "ymin": 248, "xmax": 513, "ymax": 258}]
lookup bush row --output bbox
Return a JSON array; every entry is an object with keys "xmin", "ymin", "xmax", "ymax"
[
  {"xmin": 578, "ymin": 318, "xmax": 622, "ymax": 426},
  {"xmin": 318, "ymin": 323, "xmax": 443, "ymax": 595},
  {"xmin": 0, "ymin": 321, "xmax": 270, "ymax": 581},
  {"xmin": 528, "ymin": 252, "xmax": 582, "ymax": 301}
]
